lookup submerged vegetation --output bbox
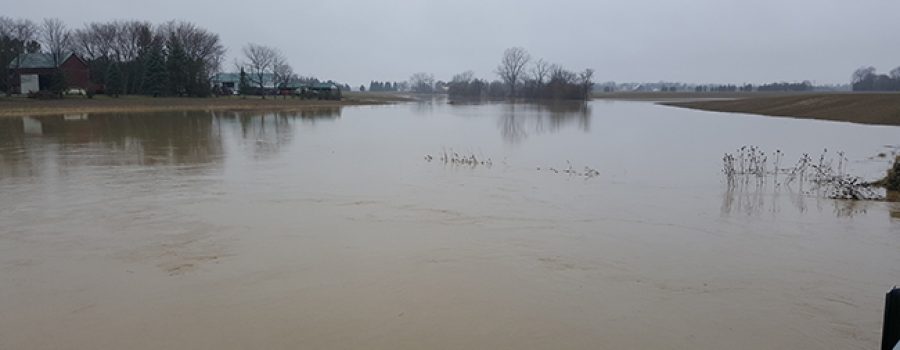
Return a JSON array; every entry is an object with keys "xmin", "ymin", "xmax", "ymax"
[
  {"xmin": 425, "ymin": 148, "xmax": 493, "ymax": 167},
  {"xmin": 722, "ymin": 146, "xmax": 883, "ymax": 200},
  {"xmin": 537, "ymin": 162, "xmax": 600, "ymax": 179}
]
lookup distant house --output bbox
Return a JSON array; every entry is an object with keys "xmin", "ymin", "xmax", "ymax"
[
  {"xmin": 213, "ymin": 72, "xmax": 276, "ymax": 94},
  {"xmin": 308, "ymin": 83, "xmax": 342, "ymax": 100},
  {"xmin": 7, "ymin": 53, "xmax": 91, "ymax": 94},
  {"xmin": 214, "ymin": 72, "xmax": 342, "ymax": 100},
  {"xmin": 276, "ymin": 82, "xmax": 342, "ymax": 100}
]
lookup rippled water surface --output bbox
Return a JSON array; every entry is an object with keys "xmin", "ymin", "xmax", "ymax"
[{"xmin": 1, "ymin": 101, "xmax": 898, "ymax": 349}]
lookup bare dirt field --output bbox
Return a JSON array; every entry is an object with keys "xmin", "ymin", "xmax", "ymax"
[
  {"xmin": 0, "ymin": 92, "xmax": 414, "ymax": 117},
  {"xmin": 661, "ymin": 93, "xmax": 900, "ymax": 126},
  {"xmin": 592, "ymin": 91, "xmax": 795, "ymax": 101}
]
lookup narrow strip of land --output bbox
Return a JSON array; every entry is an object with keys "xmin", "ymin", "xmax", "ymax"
[
  {"xmin": 661, "ymin": 93, "xmax": 900, "ymax": 126},
  {"xmin": 0, "ymin": 92, "xmax": 414, "ymax": 117}
]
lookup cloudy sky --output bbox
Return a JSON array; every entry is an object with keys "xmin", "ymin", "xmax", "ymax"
[{"xmin": 9, "ymin": 0, "xmax": 900, "ymax": 85}]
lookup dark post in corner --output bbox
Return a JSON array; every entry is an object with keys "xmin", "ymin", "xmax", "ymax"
[{"xmin": 885, "ymin": 287, "xmax": 900, "ymax": 350}]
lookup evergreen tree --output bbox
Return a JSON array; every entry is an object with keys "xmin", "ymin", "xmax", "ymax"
[
  {"xmin": 25, "ymin": 41, "xmax": 40, "ymax": 54},
  {"xmin": 48, "ymin": 69, "xmax": 67, "ymax": 98},
  {"xmin": 187, "ymin": 60, "xmax": 212, "ymax": 97},
  {"xmin": 142, "ymin": 43, "xmax": 167, "ymax": 97},
  {"xmin": 238, "ymin": 67, "xmax": 251, "ymax": 97},
  {"xmin": 165, "ymin": 34, "xmax": 189, "ymax": 96},
  {"xmin": 106, "ymin": 63, "xmax": 124, "ymax": 98}
]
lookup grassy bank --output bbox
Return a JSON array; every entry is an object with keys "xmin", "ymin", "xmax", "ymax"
[
  {"xmin": 0, "ymin": 92, "xmax": 415, "ymax": 117},
  {"xmin": 661, "ymin": 93, "xmax": 900, "ymax": 126}
]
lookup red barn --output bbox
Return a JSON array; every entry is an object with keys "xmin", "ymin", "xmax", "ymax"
[{"xmin": 7, "ymin": 53, "xmax": 92, "ymax": 94}]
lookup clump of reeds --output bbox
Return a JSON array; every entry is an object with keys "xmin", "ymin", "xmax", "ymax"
[
  {"xmin": 537, "ymin": 161, "xmax": 600, "ymax": 179},
  {"xmin": 722, "ymin": 146, "xmax": 771, "ymax": 183},
  {"xmin": 723, "ymin": 146, "xmax": 882, "ymax": 201},
  {"xmin": 424, "ymin": 147, "xmax": 493, "ymax": 167}
]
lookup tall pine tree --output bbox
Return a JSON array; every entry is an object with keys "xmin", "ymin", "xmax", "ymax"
[
  {"xmin": 142, "ymin": 43, "xmax": 167, "ymax": 97},
  {"xmin": 106, "ymin": 63, "xmax": 123, "ymax": 98},
  {"xmin": 165, "ymin": 34, "xmax": 188, "ymax": 96},
  {"xmin": 238, "ymin": 67, "xmax": 250, "ymax": 98}
]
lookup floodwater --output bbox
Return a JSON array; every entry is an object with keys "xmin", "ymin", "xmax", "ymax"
[{"xmin": 0, "ymin": 100, "xmax": 898, "ymax": 349}]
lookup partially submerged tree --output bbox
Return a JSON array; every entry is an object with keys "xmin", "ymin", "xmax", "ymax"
[
  {"xmin": 578, "ymin": 69, "xmax": 594, "ymax": 99},
  {"xmin": 496, "ymin": 47, "xmax": 530, "ymax": 97},
  {"xmin": 450, "ymin": 51, "xmax": 594, "ymax": 101},
  {"xmin": 531, "ymin": 58, "xmax": 550, "ymax": 86},
  {"xmin": 409, "ymin": 72, "xmax": 435, "ymax": 93}
]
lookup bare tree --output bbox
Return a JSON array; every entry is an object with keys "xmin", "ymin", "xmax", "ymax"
[
  {"xmin": 851, "ymin": 66, "xmax": 876, "ymax": 84},
  {"xmin": 3, "ymin": 18, "xmax": 37, "ymax": 95},
  {"xmin": 496, "ymin": 47, "xmax": 530, "ymax": 97},
  {"xmin": 242, "ymin": 43, "xmax": 281, "ymax": 98},
  {"xmin": 273, "ymin": 58, "xmax": 294, "ymax": 87},
  {"xmin": 40, "ymin": 18, "xmax": 72, "ymax": 68},
  {"xmin": 578, "ymin": 69, "xmax": 594, "ymax": 99},
  {"xmin": 409, "ymin": 72, "xmax": 435, "ymax": 93},
  {"xmin": 451, "ymin": 70, "xmax": 475, "ymax": 84},
  {"xmin": 0, "ymin": 17, "xmax": 10, "ymax": 37},
  {"xmin": 890, "ymin": 67, "xmax": 900, "ymax": 80},
  {"xmin": 531, "ymin": 58, "xmax": 550, "ymax": 85},
  {"xmin": 72, "ymin": 22, "xmax": 117, "ymax": 61},
  {"xmin": 159, "ymin": 21, "xmax": 225, "ymax": 92},
  {"xmin": 7, "ymin": 18, "xmax": 37, "ymax": 45},
  {"xmin": 114, "ymin": 21, "xmax": 152, "ymax": 63}
]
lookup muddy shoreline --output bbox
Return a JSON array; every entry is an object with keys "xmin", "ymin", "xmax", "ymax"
[
  {"xmin": 660, "ymin": 92, "xmax": 900, "ymax": 126},
  {"xmin": 0, "ymin": 92, "xmax": 415, "ymax": 117}
]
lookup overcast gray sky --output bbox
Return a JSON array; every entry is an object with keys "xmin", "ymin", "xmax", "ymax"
[{"xmin": 9, "ymin": 0, "xmax": 900, "ymax": 85}]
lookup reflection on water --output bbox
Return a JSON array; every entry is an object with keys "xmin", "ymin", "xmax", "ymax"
[
  {"xmin": 720, "ymin": 179, "xmax": 884, "ymax": 218},
  {"xmin": 495, "ymin": 102, "xmax": 591, "ymax": 143},
  {"xmin": 215, "ymin": 108, "xmax": 341, "ymax": 158},
  {"xmin": 1, "ymin": 101, "xmax": 899, "ymax": 350},
  {"xmin": 0, "ymin": 107, "xmax": 342, "ymax": 178},
  {"xmin": 444, "ymin": 100, "xmax": 591, "ymax": 143}
]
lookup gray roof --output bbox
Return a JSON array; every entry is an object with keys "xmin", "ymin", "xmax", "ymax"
[
  {"xmin": 215, "ymin": 72, "xmax": 275, "ymax": 84},
  {"xmin": 7, "ymin": 53, "xmax": 74, "ymax": 69}
]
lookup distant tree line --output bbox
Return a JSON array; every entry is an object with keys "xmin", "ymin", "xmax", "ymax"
[
  {"xmin": 689, "ymin": 82, "xmax": 812, "ymax": 93},
  {"xmin": 368, "ymin": 81, "xmax": 401, "ymax": 92},
  {"xmin": 447, "ymin": 47, "xmax": 593, "ymax": 100},
  {"xmin": 0, "ymin": 17, "xmax": 226, "ymax": 97},
  {"xmin": 852, "ymin": 66, "xmax": 900, "ymax": 91},
  {"xmin": 756, "ymin": 81, "xmax": 813, "ymax": 92},
  {"xmin": 73, "ymin": 20, "xmax": 225, "ymax": 97},
  {"xmin": 2, "ymin": 16, "xmax": 353, "ymax": 99}
]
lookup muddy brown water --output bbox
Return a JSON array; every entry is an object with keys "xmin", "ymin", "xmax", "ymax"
[{"xmin": 0, "ymin": 101, "xmax": 898, "ymax": 349}]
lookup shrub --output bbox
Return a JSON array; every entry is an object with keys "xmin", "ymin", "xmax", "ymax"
[{"xmin": 878, "ymin": 156, "xmax": 900, "ymax": 191}]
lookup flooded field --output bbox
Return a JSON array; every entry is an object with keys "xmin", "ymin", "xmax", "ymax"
[{"xmin": 1, "ymin": 100, "xmax": 898, "ymax": 349}]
